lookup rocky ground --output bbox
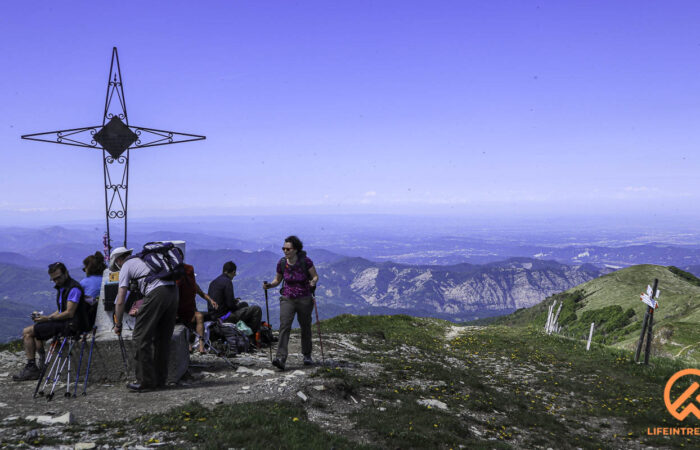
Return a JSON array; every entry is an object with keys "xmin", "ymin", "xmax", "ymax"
[
  {"xmin": 0, "ymin": 332, "xmax": 373, "ymax": 448},
  {"xmin": 0, "ymin": 323, "xmax": 688, "ymax": 449}
]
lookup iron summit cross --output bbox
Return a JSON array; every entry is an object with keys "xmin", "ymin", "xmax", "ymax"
[{"xmin": 21, "ymin": 48, "xmax": 206, "ymax": 253}]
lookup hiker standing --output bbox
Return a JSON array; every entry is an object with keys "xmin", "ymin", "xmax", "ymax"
[
  {"xmin": 263, "ymin": 235, "xmax": 318, "ymax": 370},
  {"xmin": 110, "ymin": 247, "xmax": 179, "ymax": 392}
]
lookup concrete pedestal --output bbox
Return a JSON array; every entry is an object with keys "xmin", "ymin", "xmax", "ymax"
[
  {"xmin": 82, "ymin": 268, "xmax": 189, "ymax": 384},
  {"xmin": 56, "ymin": 325, "xmax": 190, "ymax": 385}
]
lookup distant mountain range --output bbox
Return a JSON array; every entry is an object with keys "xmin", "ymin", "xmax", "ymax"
[
  {"xmin": 0, "ymin": 264, "xmax": 56, "ymax": 342},
  {"xmin": 1, "ymin": 225, "xmax": 698, "ymax": 343},
  {"xmin": 0, "ymin": 252, "xmax": 604, "ymax": 341},
  {"xmin": 308, "ymin": 257, "xmax": 602, "ymax": 319}
]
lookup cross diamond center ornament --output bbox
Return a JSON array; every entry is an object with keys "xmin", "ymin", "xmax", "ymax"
[
  {"xmin": 93, "ymin": 116, "xmax": 139, "ymax": 159},
  {"xmin": 21, "ymin": 48, "xmax": 206, "ymax": 252}
]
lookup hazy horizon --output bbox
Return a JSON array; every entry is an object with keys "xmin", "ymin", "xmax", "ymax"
[{"xmin": 2, "ymin": 212, "xmax": 700, "ymax": 249}]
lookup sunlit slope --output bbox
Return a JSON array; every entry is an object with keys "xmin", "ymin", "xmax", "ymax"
[
  {"xmin": 574, "ymin": 264, "xmax": 700, "ymax": 321},
  {"xmin": 475, "ymin": 265, "xmax": 700, "ymax": 362}
]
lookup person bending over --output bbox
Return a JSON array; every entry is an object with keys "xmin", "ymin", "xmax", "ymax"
[{"xmin": 110, "ymin": 246, "xmax": 179, "ymax": 392}]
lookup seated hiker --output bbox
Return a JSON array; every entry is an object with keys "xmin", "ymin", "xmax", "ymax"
[
  {"xmin": 80, "ymin": 252, "xmax": 106, "ymax": 304},
  {"xmin": 176, "ymin": 263, "xmax": 218, "ymax": 353},
  {"xmin": 13, "ymin": 262, "xmax": 89, "ymax": 381},
  {"xmin": 81, "ymin": 251, "xmax": 107, "ymax": 325},
  {"xmin": 207, "ymin": 261, "xmax": 262, "ymax": 334}
]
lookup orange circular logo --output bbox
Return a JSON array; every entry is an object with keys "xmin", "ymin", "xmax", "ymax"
[{"xmin": 664, "ymin": 368, "xmax": 700, "ymax": 421}]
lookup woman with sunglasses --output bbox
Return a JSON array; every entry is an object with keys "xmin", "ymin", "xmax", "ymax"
[{"xmin": 263, "ymin": 235, "xmax": 319, "ymax": 370}]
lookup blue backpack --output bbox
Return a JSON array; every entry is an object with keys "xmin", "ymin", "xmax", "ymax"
[{"xmin": 129, "ymin": 241, "xmax": 185, "ymax": 284}]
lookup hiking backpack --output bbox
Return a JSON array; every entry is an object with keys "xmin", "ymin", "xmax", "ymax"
[
  {"xmin": 259, "ymin": 321, "xmax": 277, "ymax": 344},
  {"xmin": 129, "ymin": 241, "xmax": 185, "ymax": 285},
  {"xmin": 213, "ymin": 322, "xmax": 250, "ymax": 355}
]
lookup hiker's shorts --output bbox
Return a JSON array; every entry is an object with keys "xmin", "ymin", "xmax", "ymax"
[{"xmin": 34, "ymin": 320, "xmax": 70, "ymax": 340}]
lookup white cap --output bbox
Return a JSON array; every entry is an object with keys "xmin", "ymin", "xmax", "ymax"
[{"xmin": 109, "ymin": 247, "xmax": 133, "ymax": 271}]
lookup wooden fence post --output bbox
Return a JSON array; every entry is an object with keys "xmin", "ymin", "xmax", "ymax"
[
  {"xmin": 635, "ymin": 278, "xmax": 659, "ymax": 364},
  {"xmin": 586, "ymin": 322, "xmax": 595, "ymax": 350}
]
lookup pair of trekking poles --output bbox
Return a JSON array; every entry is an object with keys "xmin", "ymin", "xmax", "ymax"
[
  {"xmin": 263, "ymin": 281, "xmax": 325, "ymax": 365},
  {"xmin": 34, "ymin": 327, "xmax": 98, "ymax": 400}
]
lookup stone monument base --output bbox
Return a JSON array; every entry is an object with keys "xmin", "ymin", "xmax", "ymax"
[{"xmin": 46, "ymin": 324, "xmax": 190, "ymax": 385}]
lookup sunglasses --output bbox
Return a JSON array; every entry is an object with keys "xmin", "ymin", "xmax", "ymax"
[
  {"xmin": 50, "ymin": 274, "xmax": 64, "ymax": 282},
  {"xmin": 282, "ymin": 247, "xmax": 294, "ymax": 252}
]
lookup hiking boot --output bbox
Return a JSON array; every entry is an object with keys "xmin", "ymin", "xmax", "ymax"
[
  {"xmin": 272, "ymin": 358, "xmax": 285, "ymax": 371},
  {"xmin": 12, "ymin": 363, "xmax": 40, "ymax": 381},
  {"xmin": 126, "ymin": 382, "xmax": 154, "ymax": 393},
  {"xmin": 303, "ymin": 355, "xmax": 314, "ymax": 366}
]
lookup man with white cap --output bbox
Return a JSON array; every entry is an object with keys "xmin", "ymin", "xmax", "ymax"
[{"xmin": 110, "ymin": 246, "xmax": 179, "ymax": 392}]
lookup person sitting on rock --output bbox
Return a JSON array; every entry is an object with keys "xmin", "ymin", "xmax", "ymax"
[
  {"xmin": 13, "ymin": 262, "xmax": 89, "ymax": 381},
  {"xmin": 206, "ymin": 261, "xmax": 262, "ymax": 334}
]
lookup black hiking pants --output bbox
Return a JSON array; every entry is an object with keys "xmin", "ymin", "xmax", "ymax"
[{"xmin": 132, "ymin": 284, "xmax": 178, "ymax": 388}]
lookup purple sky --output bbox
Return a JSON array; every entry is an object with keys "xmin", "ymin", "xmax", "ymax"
[{"xmin": 2, "ymin": 1, "xmax": 700, "ymax": 225}]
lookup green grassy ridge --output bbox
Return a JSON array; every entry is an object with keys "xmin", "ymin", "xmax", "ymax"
[
  {"xmin": 668, "ymin": 266, "xmax": 700, "ymax": 287},
  {"xmin": 322, "ymin": 313, "xmax": 450, "ymax": 341},
  {"xmin": 574, "ymin": 265, "xmax": 700, "ymax": 320},
  {"xmin": 472, "ymin": 265, "xmax": 700, "ymax": 359}
]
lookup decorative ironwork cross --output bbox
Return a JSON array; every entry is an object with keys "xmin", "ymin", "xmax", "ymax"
[{"xmin": 21, "ymin": 48, "xmax": 205, "ymax": 254}]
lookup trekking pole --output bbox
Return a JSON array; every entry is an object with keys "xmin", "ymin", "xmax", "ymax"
[
  {"xmin": 264, "ymin": 282, "xmax": 272, "ymax": 362},
  {"xmin": 48, "ymin": 338, "xmax": 73, "ymax": 401},
  {"xmin": 72, "ymin": 334, "xmax": 87, "ymax": 397},
  {"xmin": 118, "ymin": 334, "xmax": 129, "ymax": 375},
  {"xmin": 38, "ymin": 337, "xmax": 67, "ymax": 397},
  {"xmin": 114, "ymin": 312, "xmax": 130, "ymax": 375},
  {"xmin": 312, "ymin": 291, "xmax": 325, "ymax": 365},
  {"xmin": 34, "ymin": 339, "xmax": 58, "ymax": 398},
  {"xmin": 82, "ymin": 327, "xmax": 97, "ymax": 396},
  {"xmin": 64, "ymin": 337, "xmax": 74, "ymax": 398}
]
